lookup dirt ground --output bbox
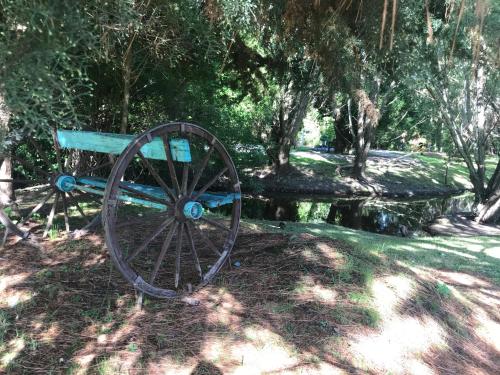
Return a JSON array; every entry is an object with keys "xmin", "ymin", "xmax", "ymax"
[{"xmin": 0, "ymin": 226, "xmax": 499, "ymax": 374}]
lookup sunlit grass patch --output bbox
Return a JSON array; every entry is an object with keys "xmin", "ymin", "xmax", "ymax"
[
  {"xmin": 415, "ymin": 154, "xmax": 499, "ymax": 189},
  {"xmin": 247, "ymin": 220, "xmax": 500, "ymax": 285}
]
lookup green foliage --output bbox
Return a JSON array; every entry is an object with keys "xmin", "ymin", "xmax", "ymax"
[
  {"xmin": 0, "ymin": 0, "xmax": 497, "ymax": 198},
  {"xmin": 0, "ymin": 0, "xmax": 97, "ymax": 143},
  {"xmin": 298, "ymin": 202, "xmax": 331, "ymax": 223}
]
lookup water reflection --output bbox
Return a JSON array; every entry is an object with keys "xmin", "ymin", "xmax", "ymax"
[{"xmin": 241, "ymin": 193, "xmax": 475, "ymax": 236}]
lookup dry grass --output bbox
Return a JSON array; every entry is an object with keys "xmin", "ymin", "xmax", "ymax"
[{"xmin": 0, "ymin": 224, "xmax": 499, "ymax": 374}]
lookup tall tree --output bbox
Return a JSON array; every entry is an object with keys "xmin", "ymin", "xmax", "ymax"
[
  {"xmin": 398, "ymin": 0, "xmax": 500, "ymax": 222},
  {"xmin": 351, "ymin": 90, "xmax": 381, "ymax": 179},
  {"xmin": 269, "ymin": 0, "xmax": 398, "ymax": 179},
  {"xmin": 261, "ymin": 59, "xmax": 319, "ymax": 172},
  {"xmin": 91, "ymin": 0, "xmax": 204, "ymax": 134}
]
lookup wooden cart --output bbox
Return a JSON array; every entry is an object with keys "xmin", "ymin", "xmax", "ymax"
[{"xmin": 0, "ymin": 123, "xmax": 241, "ymax": 298}]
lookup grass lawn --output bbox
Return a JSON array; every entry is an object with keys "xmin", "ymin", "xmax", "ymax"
[
  {"xmin": 414, "ymin": 154, "xmax": 499, "ymax": 190},
  {"xmin": 268, "ymin": 149, "xmax": 499, "ymax": 194},
  {"xmin": 1, "ymin": 217, "xmax": 499, "ymax": 374},
  {"xmin": 247, "ymin": 220, "xmax": 500, "ymax": 285}
]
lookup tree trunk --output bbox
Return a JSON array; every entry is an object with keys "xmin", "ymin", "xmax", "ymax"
[
  {"xmin": 120, "ymin": 45, "xmax": 133, "ymax": 134},
  {"xmin": 332, "ymin": 104, "xmax": 352, "ymax": 154},
  {"xmin": 0, "ymin": 157, "xmax": 15, "ymax": 206},
  {"xmin": 351, "ymin": 90, "xmax": 379, "ymax": 180},
  {"xmin": 267, "ymin": 85, "xmax": 311, "ymax": 173},
  {"xmin": 326, "ymin": 204, "xmax": 338, "ymax": 224},
  {"xmin": 0, "ymin": 92, "xmax": 16, "ymax": 212},
  {"xmin": 476, "ymin": 188, "xmax": 500, "ymax": 223},
  {"xmin": 476, "ymin": 159, "xmax": 500, "ymax": 223},
  {"xmin": 351, "ymin": 117, "xmax": 371, "ymax": 180},
  {"xmin": 339, "ymin": 199, "xmax": 365, "ymax": 229},
  {"xmin": 265, "ymin": 197, "xmax": 298, "ymax": 221},
  {"xmin": 434, "ymin": 121, "xmax": 443, "ymax": 151}
]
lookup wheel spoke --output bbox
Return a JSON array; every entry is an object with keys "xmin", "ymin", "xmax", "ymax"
[
  {"xmin": 149, "ymin": 221, "xmax": 179, "ymax": 284},
  {"xmin": 81, "ymin": 212, "xmax": 101, "ymax": 231},
  {"xmin": 61, "ymin": 193, "xmax": 71, "ymax": 232},
  {"xmin": 1, "ymin": 229, "xmax": 8, "ymax": 248},
  {"xmin": 137, "ymin": 151, "xmax": 177, "ymax": 202},
  {"xmin": 73, "ymin": 189, "xmax": 103, "ymax": 205},
  {"xmin": 192, "ymin": 167, "xmax": 228, "ymax": 201},
  {"xmin": 19, "ymin": 189, "xmax": 55, "ymax": 225},
  {"xmin": 174, "ymin": 223, "xmax": 184, "ymax": 288},
  {"xmin": 162, "ymin": 136, "xmax": 181, "ymax": 196},
  {"xmin": 0, "ymin": 209, "xmax": 26, "ymax": 239},
  {"xmin": 67, "ymin": 191, "xmax": 89, "ymax": 224},
  {"xmin": 192, "ymin": 221, "xmax": 222, "ymax": 256},
  {"xmin": 126, "ymin": 216, "xmax": 175, "ymax": 262},
  {"xmin": 185, "ymin": 222, "xmax": 202, "ymax": 277},
  {"xmin": 43, "ymin": 192, "xmax": 60, "ymax": 238},
  {"xmin": 187, "ymin": 144, "xmax": 214, "ymax": 196},
  {"xmin": 200, "ymin": 216, "xmax": 231, "ymax": 232}
]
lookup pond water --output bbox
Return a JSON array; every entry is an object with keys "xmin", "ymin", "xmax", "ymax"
[{"xmin": 239, "ymin": 193, "xmax": 475, "ymax": 236}]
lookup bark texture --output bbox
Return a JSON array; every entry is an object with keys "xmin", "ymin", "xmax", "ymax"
[
  {"xmin": 351, "ymin": 90, "xmax": 380, "ymax": 180},
  {"xmin": 332, "ymin": 103, "xmax": 353, "ymax": 154},
  {"xmin": 120, "ymin": 44, "xmax": 133, "ymax": 134},
  {"xmin": 0, "ymin": 92, "xmax": 15, "ymax": 209},
  {"xmin": 266, "ymin": 82, "xmax": 311, "ymax": 172}
]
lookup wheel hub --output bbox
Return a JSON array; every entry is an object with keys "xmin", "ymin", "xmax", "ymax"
[
  {"xmin": 183, "ymin": 201, "xmax": 204, "ymax": 220},
  {"xmin": 54, "ymin": 174, "xmax": 76, "ymax": 192}
]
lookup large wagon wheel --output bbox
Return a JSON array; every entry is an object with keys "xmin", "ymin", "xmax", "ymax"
[
  {"xmin": 103, "ymin": 123, "xmax": 241, "ymax": 298},
  {"xmin": 0, "ymin": 130, "xmax": 110, "ymax": 242}
]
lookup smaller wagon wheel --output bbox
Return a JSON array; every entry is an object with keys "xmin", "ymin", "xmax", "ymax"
[
  {"xmin": 103, "ymin": 123, "xmax": 241, "ymax": 298},
  {"xmin": 1, "ymin": 129, "xmax": 111, "ymax": 241}
]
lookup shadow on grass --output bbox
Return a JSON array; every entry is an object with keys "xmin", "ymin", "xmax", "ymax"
[
  {"xmin": 397, "ymin": 276, "xmax": 500, "ymax": 374},
  {"xmin": 0, "ymin": 224, "xmax": 499, "ymax": 374}
]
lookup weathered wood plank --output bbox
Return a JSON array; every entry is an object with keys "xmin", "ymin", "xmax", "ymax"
[{"xmin": 57, "ymin": 130, "xmax": 167, "ymax": 160}]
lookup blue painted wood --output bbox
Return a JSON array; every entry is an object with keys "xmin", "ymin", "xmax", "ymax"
[
  {"xmin": 73, "ymin": 178, "xmax": 167, "ymax": 210},
  {"xmin": 55, "ymin": 175, "xmax": 76, "ymax": 192},
  {"xmin": 76, "ymin": 177, "xmax": 240, "ymax": 209},
  {"xmin": 57, "ymin": 130, "xmax": 167, "ymax": 160},
  {"xmin": 77, "ymin": 177, "xmax": 168, "ymax": 200},
  {"xmin": 199, "ymin": 193, "xmax": 241, "ymax": 208},
  {"xmin": 169, "ymin": 139, "xmax": 192, "ymax": 162}
]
